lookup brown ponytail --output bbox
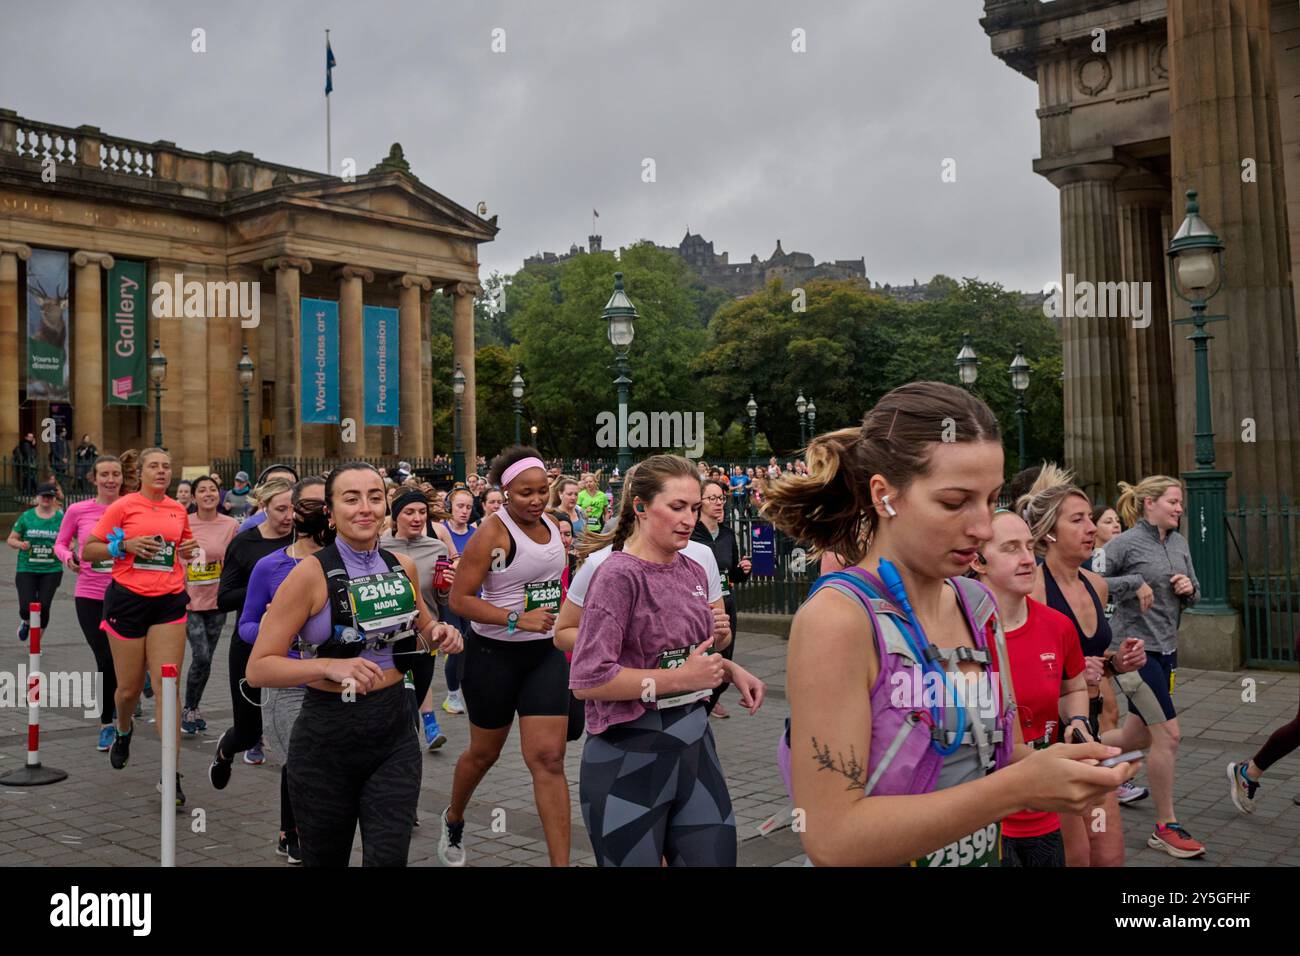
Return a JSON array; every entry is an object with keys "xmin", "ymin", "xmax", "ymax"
[{"xmin": 761, "ymin": 381, "xmax": 1001, "ymax": 566}]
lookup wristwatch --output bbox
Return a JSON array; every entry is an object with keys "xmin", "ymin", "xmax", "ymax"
[{"xmin": 506, "ymin": 611, "xmax": 519, "ymax": 634}]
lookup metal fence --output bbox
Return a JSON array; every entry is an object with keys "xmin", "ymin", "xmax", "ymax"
[
  {"xmin": 210, "ymin": 457, "xmax": 452, "ymax": 486},
  {"xmin": 1230, "ymin": 496, "xmax": 1299, "ymax": 669}
]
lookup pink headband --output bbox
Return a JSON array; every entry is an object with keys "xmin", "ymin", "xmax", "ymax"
[{"xmin": 500, "ymin": 457, "xmax": 546, "ymax": 487}]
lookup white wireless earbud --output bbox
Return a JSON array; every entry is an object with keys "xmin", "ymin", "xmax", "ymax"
[
  {"xmin": 881, "ymin": 495, "xmax": 898, "ymax": 517},
  {"xmin": 1046, "ymin": 533, "xmax": 1057, "ymax": 543}
]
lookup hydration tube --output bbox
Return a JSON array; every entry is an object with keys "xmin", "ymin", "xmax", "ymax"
[{"xmin": 876, "ymin": 558, "xmax": 966, "ymax": 756}]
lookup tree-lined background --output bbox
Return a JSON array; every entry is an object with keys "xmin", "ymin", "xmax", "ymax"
[{"xmin": 428, "ymin": 243, "xmax": 1063, "ymax": 476}]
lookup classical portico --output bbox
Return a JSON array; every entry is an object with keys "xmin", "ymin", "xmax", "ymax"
[
  {"xmin": 982, "ymin": 0, "xmax": 1300, "ymax": 504},
  {"xmin": 0, "ymin": 112, "xmax": 496, "ymax": 471}
]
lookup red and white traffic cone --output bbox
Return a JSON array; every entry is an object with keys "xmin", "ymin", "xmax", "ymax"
[{"xmin": 0, "ymin": 602, "xmax": 69, "ymax": 786}]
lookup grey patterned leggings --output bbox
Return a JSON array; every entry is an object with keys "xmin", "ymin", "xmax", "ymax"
[
  {"xmin": 580, "ymin": 703, "xmax": 736, "ymax": 867},
  {"xmin": 183, "ymin": 610, "xmax": 226, "ymax": 711}
]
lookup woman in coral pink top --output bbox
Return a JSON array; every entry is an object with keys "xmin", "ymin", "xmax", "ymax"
[
  {"xmin": 84, "ymin": 448, "xmax": 198, "ymax": 804},
  {"xmin": 54, "ymin": 454, "xmax": 123, "ymax": 752}
]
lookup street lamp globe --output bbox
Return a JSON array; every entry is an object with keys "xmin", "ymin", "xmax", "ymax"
[
  {"xmin": 795, "ymin": 390, "xmax": 807, "ymax": 417},
  {"xmin": 1168, "ymin": 189, "xmax": 1225, "ymax": 301},
  {"xmin": 510, "ymin": 366, "xmax": 525, "ymax": 400},
  {"xmin": 806, "ymin": 400, "xmax": 816, "ymax": 428},
  {"xmin": 603, "ymin": 272, "xmax": 637, "ymax": 349},
  {"xmin": 237, "ymin": 345, "xmax": 254, "ymax": 388},
  {"xmin": 1009, "ymin": 344, "xmax": 1030, "ymax": 393},
  {"xmin": 746, "ymin": 394, "xmax": 758, "ymax": 421},
  {"xmin": 452, "ymin": 363, "xmax": 466, "ymax": 396},
  {"xmin": 149, "ymin": 339, "xmax": 167, "ymax": 385},
  {"xmin": 955, "ymin": 333, "xmax": 978, "ymax": 386}
]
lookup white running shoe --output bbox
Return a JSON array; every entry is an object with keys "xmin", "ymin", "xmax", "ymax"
[
  {"xmin": 437, "ymin": 807, "xmax": 466, "ymax": 867},
  {"xmin": 1116, "ymin": 781, "xmax": 1149, "ymax": 804},
  {"xmin": 441, "ymin": 690, "xmax": 465, "ymax": 715}
]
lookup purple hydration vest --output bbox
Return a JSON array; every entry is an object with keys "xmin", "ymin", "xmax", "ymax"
[{"xmin": 777, "ymin": 567, "xmax": 1017, "ymax": 798}]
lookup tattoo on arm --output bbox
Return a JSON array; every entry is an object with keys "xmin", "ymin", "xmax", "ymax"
[{"xmin": 811, "ymin": 737, "xmax": 867, "ymax": 791}]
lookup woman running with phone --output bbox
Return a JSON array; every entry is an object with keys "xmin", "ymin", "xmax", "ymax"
[{"xmin": 764, "ymin": 382, "xmax": 1139, "ymax": 867}]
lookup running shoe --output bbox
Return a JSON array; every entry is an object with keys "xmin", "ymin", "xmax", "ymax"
[
  {"xmin": 1116, "ymin": 781, "xmax": 1149, "ymax": 804},
  {"xmin": 17, "ymin": 621, "xmax": 28, "ymax": 643},
  {"xmin": 156, "ymin": 772, "xmax": 185, "ymax": 808},
  {"xmin": 209, "ymin": 743, "xmax": 233, "ymax": 790},
  {"xmin": 277, "ymin": 831, "xmax": 302, "ymax": 865},
  {"xmin": 109, "ymin": 723, "xmax": 133, "ymax": 770},
  {"xmin": 1227, "ymin": 761, "xmax": 1260, "ymax": 814},
  {"xmin": 423, "ymin": 712, "xmax": 447, "ymax": 751},
  {"xmin": 143, "ymin": 673, "xmax": 154, "ymax": 699},
  {"xmin": 97, "ymin": 726, "xmax": 115, "ymax": 752},
  {"xmin": 441, "ymin": 690, "xmax": 465, "ymax": 715},
  {"xmin": 710, "ymin": 702, "xmax": 731, "ymax": 719},
  {"xmin": 437, "ymin": 807, "xmax": 466, "ymax": 867},
  {"xmin": 194, "ymin": 710, "xmax": 207, "ymax": 732},
  {"xmin": 181, "ymin": 708, "xmax": 198, "ymax": 737},
  {"xmin": 1147, "ymin": 822, "xmax": 1206, "ymax": 859},
  {"xmin": 244, "ymin": 741, "xmax": 265, "ymax": 765}
]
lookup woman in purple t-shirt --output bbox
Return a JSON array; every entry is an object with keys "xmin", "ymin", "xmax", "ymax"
[{"xmin": 570, "ymin": 455, "xmax": 766, "ymax": 866}]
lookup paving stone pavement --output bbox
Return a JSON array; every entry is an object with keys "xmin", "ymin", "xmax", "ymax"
[{"xmin": 1, "ymin": 548, "xmax": 1297, "ymax": 867}]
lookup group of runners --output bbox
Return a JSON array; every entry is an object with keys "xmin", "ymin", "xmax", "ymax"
[{"xmin": 8, "ymin": 379, "xmax": 1300, "ymax": 866}]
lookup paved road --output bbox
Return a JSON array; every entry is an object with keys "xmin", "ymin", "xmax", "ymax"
[{"xmin": 1, "ymin": 547, "xmax": 1297, "ymax": 866}]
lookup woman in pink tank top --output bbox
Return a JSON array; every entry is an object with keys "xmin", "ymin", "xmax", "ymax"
[{"xmin": 441, "ymin": 447, "xmax": 572, "ymax": 868}]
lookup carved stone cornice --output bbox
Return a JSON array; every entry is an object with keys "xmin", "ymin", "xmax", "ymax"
[
  {"xmin": 333, "ymin": 265, "xmax": 375, "ymax": 283},
  {"xmin": 71, "ymin": 250, "xmax": 115, "ymax": 270},
  {"xmin": 262, "ymin": 255, "xmax": 313, "ymax": 275},
  {"xmin": 0, "ymin": 242, "xmax": 32, "ymax": 261}
]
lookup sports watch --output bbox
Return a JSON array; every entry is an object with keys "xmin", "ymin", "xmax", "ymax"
[{"xmin": 506, "ymin": 611, "xmax": 519, "ymax": 634}]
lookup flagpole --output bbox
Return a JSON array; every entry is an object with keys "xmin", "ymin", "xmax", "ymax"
[{"xmin": 325, "ymin": 28, "xmax": 332, "ymax": 175}]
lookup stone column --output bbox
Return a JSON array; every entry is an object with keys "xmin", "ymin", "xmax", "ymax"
[
  {"xmin": 0, "ymin": 242, "xmax": 31, "ymax": 458},
  {"xmin": 71, "ymin": 251, "xmax": 114, "ymax": 457},
  {"xmin": 264, "ymin": 256, "xmax": 312, "ymax": 459},
  {"xmin": 449, "ymin": 282, "xmax": 482, "ymax": 471},
  {"xmin": 1115, "ymin": 178, "xmax": 1178, "ymax": 477},
  {"xmin": 1044, "ymin": 161, "xmax": 1133, "ymax": 498},
  {"xmin": 392, "ymin": 274, "xmax": 432, "ymax": 458},
  {"xmin": 334, "ymin": 266, "xmax": 373, "ymax": 457},
  {"xmin": 1169, "ymin": 0, "xmax": 1300, "ymax": 500}
]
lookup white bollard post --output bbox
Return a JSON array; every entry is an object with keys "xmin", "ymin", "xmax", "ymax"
[
  {"xmin": 160, "ymin": 663, "xmax": 178, "ymax": 867},
  {"xmin": 0, "ymin": 602, "xmax": 67, "ymax": 786}
]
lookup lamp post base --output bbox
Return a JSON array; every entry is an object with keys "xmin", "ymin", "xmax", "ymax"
[{"xmin": 1182, "ymin": 468, "xmax": 1232, "ymax": 612}]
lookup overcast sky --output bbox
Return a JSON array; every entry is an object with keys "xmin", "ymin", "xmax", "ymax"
[{"xmin": 1, "ymin": 0, "xmax": 1060, "ymax": 293}]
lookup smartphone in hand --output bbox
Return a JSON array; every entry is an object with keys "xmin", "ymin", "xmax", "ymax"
[{"xmin": 1099, "ymin": 750, "xmax": 1144, "ymax": 768}]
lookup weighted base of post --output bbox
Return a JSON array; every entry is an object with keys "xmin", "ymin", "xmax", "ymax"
[{"xmin": 0, "ymin": 764, "xmax": 69, "ymax": 786}]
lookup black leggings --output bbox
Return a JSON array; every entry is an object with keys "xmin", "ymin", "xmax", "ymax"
[
  {"xmin": 705, "ymin": 611, "xmax": 738, "ymax": 713},
  {"xmin": 218, "ymin": 638, "xmax": 262, "ymax": 758},
  {"xmin": 75, "ymin": 596, "xmax": 116, "ymax": 726},
  {"xmin": 409, "ymin": 652, "xmax": 435, "ymax": 710},
  {"xmin": 16, "ymin": 572, "xmax": 62, "ymax": 629},
  {"xmin": 287, "ymin": 681, "xmax": 422, "ymax": 866},
  {"xmin": 1254, "ymin": 634, "xmax": 1300, "ymax": 772}
]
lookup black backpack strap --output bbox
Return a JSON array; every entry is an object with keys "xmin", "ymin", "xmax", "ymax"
[{"xmin": 314, "ymin": 544, "xmax": 355, "ymax": 631}]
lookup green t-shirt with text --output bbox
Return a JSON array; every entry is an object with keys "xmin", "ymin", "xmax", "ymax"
[
  {"xmin": 14, "ymin": 507, "xmax": 63, "ymax": 574},
  {"xmin": 577, "ymin": 489, "xmax": 606, "ymax": 523}
]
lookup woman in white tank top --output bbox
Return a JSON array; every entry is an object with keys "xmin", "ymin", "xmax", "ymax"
[{"xmin": 440, "ymin": 448, "xmax": 572, "ymax": 868}]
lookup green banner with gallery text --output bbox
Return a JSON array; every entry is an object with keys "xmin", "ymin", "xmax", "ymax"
[{"xmin": 106, "ymin": 260, "xmax": 146, "ymax": 406}]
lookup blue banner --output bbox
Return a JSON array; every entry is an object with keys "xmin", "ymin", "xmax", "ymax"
[
  {"xmin": 750, "ymin": 521, "xmax": 775, "ymax": 577},
  {"xmin": 300, "ymin": 297, "xmax": 339, "ymax": 424},
  {"xmin": 364, "ymin": 305, "xmax": 399, "ymax": 426}
]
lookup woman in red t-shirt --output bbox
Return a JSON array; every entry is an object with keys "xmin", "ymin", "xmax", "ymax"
[
  {"xmin": 973, "ymin": 510, "xmax": 1095, "ymax": 867},
  {"xmin": 84, "ymin": 448, "xmax": 198, "ymax": 801}
]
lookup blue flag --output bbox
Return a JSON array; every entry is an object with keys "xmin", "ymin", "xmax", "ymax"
[{"xmin": 325, "ymin": 39, "xmax": 336, "ymax": 95}]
